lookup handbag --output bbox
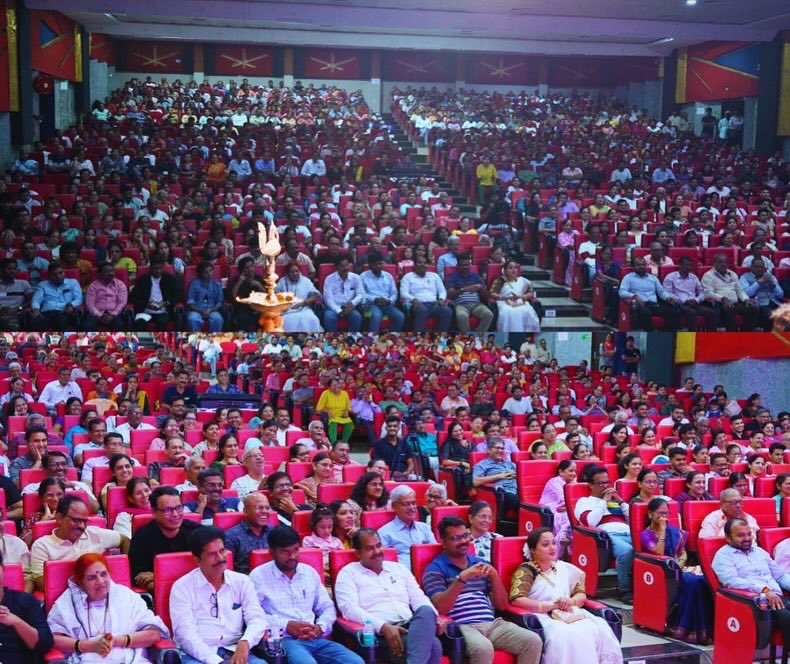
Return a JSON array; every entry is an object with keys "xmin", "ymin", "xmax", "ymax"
[{"xmin": 550, "ymin": 607, "xmax": 586, "ymax": 623}]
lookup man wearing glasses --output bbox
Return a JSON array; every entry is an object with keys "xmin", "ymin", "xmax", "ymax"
[
  {"xmin": 423, "ymin": 516, "xmax": 541, "ymax": 664},
  {"xmin": 573, "ymin": 465, "xmax": 634, "ymax": 603},
  {"xmin": 472, "ymin": 437, "xmax": 519, "ymax": 514},
  {"xmin": 29, "ymin": 495, "xmax": 128, "ymax": 591},
  {"xmin": 129, "ymin": 486, "xmax": 199, "ymax": 592},
  {"xmin": 699, "ymin": 488, "xmax": 759, "ymax": 539},
  {"xmin": 171, "ymin": 526, "xmax": 268, "ymax": 664}
]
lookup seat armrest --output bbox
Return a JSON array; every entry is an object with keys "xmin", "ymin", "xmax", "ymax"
[
  {"xmin": 583, "ymin": 602, "xmax": 623, "ymax": 641},
  {"xmin": 44, "ymin": 648, "xmax": 67, "ymax": 663},
  {"xmin": 150, "ymin": 640, "xmax": 181, "ymax": 664},
  {"xmin": 500, "ymin": 603, "xmax": 545, "ymax": 646},
  {"xmin": 441, "ymin": 621, "xmax": 466, "ymax": 664}
]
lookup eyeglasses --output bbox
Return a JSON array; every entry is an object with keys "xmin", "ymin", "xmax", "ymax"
[
  {"xmin": 444, "ymin": 532, "xmax": 472, "ymax": 544},
  {"xmin": 210, "ymin": 592, "xmax": 218, "ymax": 618},
  {"xmin": 723, "ymin": 499, "xmax": 743, "ymax": 506},
  {"xmin": 274, "ymin": 483, "xmax": 293, "ymax": 491},
  {"xmin": 158, "ymin": 505, "xmax": 185, "ymax": 516}
]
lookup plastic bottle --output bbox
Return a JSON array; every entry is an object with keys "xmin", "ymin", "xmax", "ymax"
[
  {"xmin": 361, "ymin": 619, "xmax": 375, "ymax": 647},
  {"xmin": 757, "ymin": 592, "xmax": 769, "ymax": 610}
]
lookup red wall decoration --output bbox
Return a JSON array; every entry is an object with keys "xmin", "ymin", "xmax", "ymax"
[
  {"xmin": 466, "ymin": 54, "xmax": 532, "ymax": 86},
  {"xmin": 30, "ymin": 10, "xmax": 78, "ymax": 81},
  {"xmin": 124, "ymin": 41, "xmax": 189, "ymax": 74},
  {"xmin": 383, "ymin": 51, "xmax": 454, "ymax": 82},
  {"xmin": 688, "ymin": 332, "xmax": 790, "ymax": 363},
  {"xmin": 90, "ymin": 33, "xmax": 116, "ymax": 67},
  {"xmin": 301, "ymin": 48, "xmax": 363, "ymax": 80},
  {"xmin": 211, "ymin": 45, "xmax": 274, "ymax": 77},
  {"xmin": 677, "ymin": 41, "xmax": 760, "ymax": 103}
]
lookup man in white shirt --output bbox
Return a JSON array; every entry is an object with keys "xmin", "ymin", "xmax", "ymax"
[
  {"xmin": 322, "ymin": 257, "xmax": 364, "ymax": 332},
  {"xmin": 610, "ymin": 162, "xmax": 632, "ymax": 184},
  {"xmin": 250, "ymin": 526, "xmax": 364, "ymax": 664},
  {"xmin": 274, "ymin": 408, "xmax": 302, "ymax": 446},
  {"xmin": 170, "ymin": 526, "xmax": 268, "ymax": 664},
  {"xmin": 573, "ymin": 466, "xmax": 633, "ymax": 602},
  {"xmin": 30, "ymin": 495, "xmax": 127, "ymax": 591},
  {"xmin": 399, "ymin": 256, "xmax": 452, "ymax": 332},
  {"xmin": 502, "ymin": 386, "xmax": 532, "ymax": 416},
  {"xmin": 335, "ymin": 528, "xmax": 443, "ymax": 664},
  {"xmin": 699, "ymin": 489, "xmax": 759, "ymax": 539},
  {"xmin": 601, "ymin": 411, "xmax": 635, "ymax": 435},
  {"xmin": 300, "ymin": 153, "xmax": 327, "ymax": 178},
  {"xmin": 37, "ymin": 366, "xmax": 83, "ymax": 412},
  {"xmin": 112, "ymin": 405, "xmax": 156, "ymax": 443},
  {"xmin": 658, "ymin": 406, "xmax": 690, "ymax": 429}
]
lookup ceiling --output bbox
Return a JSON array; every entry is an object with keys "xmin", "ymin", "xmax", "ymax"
[{"xmin": 30, "ymin": 0, "xmax": 790, "ymax": 57}]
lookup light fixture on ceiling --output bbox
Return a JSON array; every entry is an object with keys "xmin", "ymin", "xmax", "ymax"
[
  {"xmin": 648, "ymin": 37, "xmax": 675, "ymax": 45},
  {"xmin": 686, "ymin": 0, "xmax": 697, "ymax": 5}
]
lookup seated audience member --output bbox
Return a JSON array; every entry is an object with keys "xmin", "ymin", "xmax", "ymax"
[
  {"xmin": 294, "ymin": 452, "xmax": 338, "ymax": 506},
  {"xmin": 209, "ymin": 433, "xmax": 242, "ymax": 473},
  {"xmin": 346, "ymin": 471, "xmax": 391, "ymax": 521},
  {"xmin": 773, "ymin": 473, "xmax": 790, "ymax": 515},
  {"xmin": 538, "ymin": 460, "xmax": 577, "ymax": 559},
  {"xmin": 170, "ymin": 526, "xmax": 268, "ymax": 664},
  {"xmin": 377, "ymin": 485, "xmax": 436, "ymax": 569},
  {"xmin": 712, "ymin": 518, "xmax": 790, "ymax": 644},
  {"xmin": 0, "ymin": 465, "xmax": 24, "ymax": 522},
  {"xmin": 329, "ymin": 440, "xmax": 359, "ymax": 481},
  {"xmin": 323, "ymin": 256, "xmax": 364, "ymax": 332},
  {"xmin": 468, "ymin": 501, "xmax": 502, "ymax": 564},
  {"xmin": 509, "ymin": 528, "xmax": 624, "ymax": 663},
  {"xmin": 618, "ymin": 256, "xmax": 679, "ymax": 331},
  {"xmin": 334, "ymin": 528, "xmax": 443, "ymax": 664},
  {"xmin": 700, "ymin": 253, "xmax": 759, "ymax": 331},
  {"xmin": 48, "ymin": 552, "xmax": 169, "ymax": 661},
  {"xmin": 373, "ymin": 416, "xmax": 416, "ymax": 478},
  {"xmin": 573, "ymin": 466, "xmax": 634, "ymax": 602},
  {"xmin": 739, "ymin": 257, "xmax": 783, "ymax": 329},
  {"xmin": 73, "ymin": 418, "xmax": 109, "ymax": 466},
  {"xmin": 472, "ymin": 437, "xmax": 518, "ymax": 513},
  {"xmin": 112, "ymin": 477, "xmax": 152, "ymax": 539},
  {"xmin": 699, "ymin": 488, "xmax": 759, "ymax": 539},
  {"xmin": 672, "ymin": 470, "xmax": 715, "ymax": 508},
  {"xmin": 0, "ymin": 549, "xmax": 54, "ymax": 664},
  {"xmin": 20, "ymin": 478, "xmax": 64, "ymax": 547},
  {"xmin": 81, "ymin": 432, "xmax": 133, "ymax": 491},
  {"xmin": 9, "ymin": 425, "xmax": 59, "ymax": 483},
  {"xmin": 0, "ymin": 518, "xmax": 29, "ymax": 576},
  {"xmin": 361, "ymin": 253, "xmax": 405, "ymax": 332},
  {"xmin": 445, "ymin": 253, "xmax": 494, "ymax": 333},
  {"xmin": 640, "ymin": 499, "xmax": 713, "ymax": 643},
  {"xmin": 399, "ymin": 255, "xmax": 453, "ymax": 332},
  {"xmin": 418, "ymin": 483, "xmax": 457, "ymax": 525},
  {"xmin": 148, "ymin": 436, "xmax": 191, "ymax": 483},
  {"xmin": 662, "ymin": 257, "xmax": 719, "ymax": 331},
  {"xmin": 128, "ymin": 253, "xmax": 182, "ymax": 330},
  {"xmin": 229, "ymin": 447, "xmax": 268, "ymax": 498},
  {"xmin": 30, "ymin": 495, "xmax": 129, "ymax": 591},
  {"xmin": 129, "ymin": 486, "xmax": 199, "ymax": 592},
  {"xmin": 267, "ymin": 472, "xmax": 310, "ymax": 527},
  {"xmin": 423, "ymin": 516, "xmax": 542, "ymax": 664},
  {"xmin": 250, "ymin": 525, "xmax": 364, "ymax": 664},
  {"xmin": 774, "ymin": 537, "xmax": 790, "ymax": 569},
  {"xmin": 84, "ymin": 262, "xmax": 128, "ymax": 331},
  {"xmin": 657, "ymin": 447, "xmax": 693, "ymax": 490},
  {"xmin": 183, "ymin": 469, "xmax": 240, "ymax": 524},
  {"xmin": 296, "ymin": 420, "xmax": 331, "ymax": 451},
  {"xmin": 302, "ymin": 505, "xmax": 345, "ymax": 565},
  {"xmin": 224, "ymin": 493, "xmax": 273, "ymax": 576},
  {"xmin": 31, "ymin": 262, "xmax": 83, "ymax": 331},
  {"xmin": 185, "ymin": 261, "xmax": 224, "ymax": 332}
]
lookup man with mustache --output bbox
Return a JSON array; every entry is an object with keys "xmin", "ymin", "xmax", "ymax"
[{"xmin": 170, "ymin": 526, "xmax": 268, "ymax": 664}]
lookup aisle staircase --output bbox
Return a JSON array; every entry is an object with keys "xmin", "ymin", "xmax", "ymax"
[{"xmin": 382, "ymin": 112, "xmax": 607, "ymax": 331}]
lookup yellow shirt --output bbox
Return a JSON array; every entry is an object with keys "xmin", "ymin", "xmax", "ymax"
[
  {"xmin": 476, "ymin": 163, "xmax": 498, "ymax": 187},
  {"xmin": 316, "ymin": 389, "xmax": 352, "ymax": 424}
]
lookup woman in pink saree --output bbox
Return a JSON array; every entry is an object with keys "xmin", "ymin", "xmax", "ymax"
[{"xmin": 538, "ymin": 460, "xmax": 577, "ymax": 559}]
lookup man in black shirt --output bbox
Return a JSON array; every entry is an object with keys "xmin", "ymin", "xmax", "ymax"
[
  {"xmin": 128, "ymin": 486, "xmax": 199, "ymax": 592},
  {"xmin": 160, "ymin": 371, "xmax": 199, "ymax": 410},
  {"xmin": 0, "ymin": 549, "xmax": 54, "ymax": 664},
  {"xmin": 372, "ymin": 417, "xmax": 414, "ymax": 477},
  {"xmin": 0, "ymin": 474, "xmax": 23, "ymax": 521}
]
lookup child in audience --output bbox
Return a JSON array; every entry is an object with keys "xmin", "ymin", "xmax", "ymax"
[{"xmin": 302, "ymin": 505, "xmax": 345, "ymax": 570}]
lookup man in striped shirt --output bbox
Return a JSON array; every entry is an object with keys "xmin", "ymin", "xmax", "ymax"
[{"xmin": 423, "ymin": 517, "xmax": 541, "ymax": 664}]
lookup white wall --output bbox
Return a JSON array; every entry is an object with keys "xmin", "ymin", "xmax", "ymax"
[{"xmin": 54, "ymin": 81, "xmax": 76, "ymax": 131}]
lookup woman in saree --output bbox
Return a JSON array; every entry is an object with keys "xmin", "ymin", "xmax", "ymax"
[{"xmin": 538, "ymin": 460, "xmax": 577, "ymax": 558}]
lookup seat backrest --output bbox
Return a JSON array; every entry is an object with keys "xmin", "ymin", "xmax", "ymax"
[
  {"xmin": 629, "ymin": 500, "xmax": 681, "ymax": 554},
  {"xmin": 664, "ymin": 478, "xmax": 687, "ymax": 500},
  {"xmin": 614, "ymin": 479, "xmax": 638, "ymax": 503},
  {"xmin": 681, "ymin": 500, "xmax": 720, "ymax": 552},
  {"xmin": 410, "ymin": 543, "xmax": 444, "ymax": 585},
  {"xmin": 431, "ymin": 505, "xmax": 470, "ymax": 541},
  {"xmin": 292, "ymin": 509, "xmax": 313, "ymax": 537},
  {"xmin": 20, "ymin": 468, "xmax": 78, "ymax": 489},
  {"xmin": 249, "ymin": 547, "xmax": 325, "ymax": 583},
  {"xmin": 159, "ymin": 467, "xmax": 186, "ymax": 486},
  {"xmin": 44, "ymin": 554, "xmax": 131, "ymax": 611},
  {"xmin": 360, "ymin": 510, "xmax": 397, "ymax": 530},
  {"xmin": 213, "ymin": 512, "xmax": 245, "ymax": 530},
  {"xmin": 317, "ymin": 482, "xmax": 354, "ymax": 504},
  {"xmin": 2, "ymin": 562, "xmax": 24, "ymax": 590},
  {"xmin": 754, "ymin": 477, "xmax": 776, "ymax": 499},
  {"xmin": 33, "ymin": 516, "xmax": 107, "ymax": 540},
  {"xmin": 697, "ymin": 536, "xmax": 726, "ymax": 593},
  {"xmin": 384, "ymin": 481, "xmax": 431, "ymax": 506},
  {"xmin": 708, "ymin": 476, "xmax": 729, "ymax": 497},
  {"xmin": 517, "ymin": 460, "xmax": 558, "ymax": 503},
  {"xmin": 328, "ymin": 547, "xmax": 399, "ymax": 591},
  {"xmin": 490, "ymin": 536, "xmax": 528, "ymax": 592},
  {"xmin": 285, "ymin": 462, "xmax": 312, "ymax": 482},
  {"xmin": 106, "ymin": 485, "xmax": 151, "ymax": 528},
  {"xmin": 563, "ymin": 483, "xmax": 592, "ymax": 527},
  {"xmin": 743, "ymin": 498, "xmax": 779, "ymax": 530},
  {"xmin": 93, "ymin": 465, "xmax": 148, "ymax": 498},
  {"xmin": 758, "ymin": 527, "xmax": 790, "ymax": 557}
]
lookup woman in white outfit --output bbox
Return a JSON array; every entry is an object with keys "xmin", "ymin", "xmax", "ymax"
[
  {"xmin": 509, "ymin": 528, "xmax": 623, "ymax": 664},
  {"xmin": 490, "ymin": 260, "xmax": 541, "ymax": 332},
  {"xmin": 275, "ymin": 262, "xmax": 324, "ymax": 332}
]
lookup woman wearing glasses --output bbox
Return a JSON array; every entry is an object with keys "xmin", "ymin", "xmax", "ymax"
[{"xmin": 48, "ymin": 552, "xmax": 169, "ymax": 663}]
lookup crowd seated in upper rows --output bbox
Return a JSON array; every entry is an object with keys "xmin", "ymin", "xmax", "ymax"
[
  {"xmin": 393, "ymin": 87, "xmax": 789, "ymax": 330},
  {"xmin": 1, "ymin": 79, "xmax": 548, "ymax": 333}
]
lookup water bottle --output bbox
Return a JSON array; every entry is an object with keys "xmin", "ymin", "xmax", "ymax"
[
  {"xmin": 361, "ymin": 619, "xmax": 375, "ymax": 647},
  {"xmin": 757, "ymin": 592, "xmax": 769, "ymax": 610}
]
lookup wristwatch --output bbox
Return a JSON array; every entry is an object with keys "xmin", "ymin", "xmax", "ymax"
[{"xmin": 451, "ymin": 575, "xmax": 466, "ymax": 585}]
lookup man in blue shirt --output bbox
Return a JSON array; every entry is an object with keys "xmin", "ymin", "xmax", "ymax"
[
  {"xmin": 436, "ymin": 235, "xmax": 460, "ymax": 280},
  {"xmin": 31, "ymin": 262, "xmax": 82, "ymax": 331},
  {"xmin": 739, "ymin": 258, "xmax": 783, "ymax": 331},
  {"xmin": 186, "ymin": 261, "xmax": 224, "ymax": 332},
  {"xmin": 472, "ymin": 438, "xmax": 518, "ymax": 512},
  {"xmin": 446, "ymin": 253, "xmax": 493, "ymax": 333},
  {"xmin": 360, "ymin": 253, "xmax": 405, "ymax": 332},
  {"xmin": 423, "ymin": 516, "xmax": 541, "ymax": 664},
  {"xmin": 618, "ymin": 255, "xmax": 680, "ymax": 331},
  {"xmin": 377, "ymin": 485, "xmax": 435, "ymax": 569},
  {"xmin": 183, "ymin": 469, "xmax": 240, "ymax": 524},
  {"xmin": 712, "ymin": 518, "xmax": 790, "ymax": 643}
]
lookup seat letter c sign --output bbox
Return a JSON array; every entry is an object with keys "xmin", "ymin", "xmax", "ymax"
[{"xmin": 578, "ymin": 554, "xmax": 588, "ymax": 566}]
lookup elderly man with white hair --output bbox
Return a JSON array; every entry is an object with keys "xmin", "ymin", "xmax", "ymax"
[
  {"xmin": 699, "ymin": 488, "xmax": 759, "ymax": 539},
  {"xmin": 230, "ymin": 448, "xmax": 268, "ymax": 498},
  {"xmin": 296, "ymin": 420, "xmax": 331, "ymax": 451},
  {"xmin": 601, "ymin": 410, "xmax": 636, "ymax": 434},
  {"xmin": 378, "ymin": 485, "xmax": 436, "ymax": 569}
]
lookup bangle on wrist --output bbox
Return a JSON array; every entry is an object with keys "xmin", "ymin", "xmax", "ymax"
[
  {"xmin": 74, "ymin": 640, "xmax": 81, "ymax": 654},
  {"xmin": 124, "ymin": 634, "xmax": 132, "ymax": 648}
]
